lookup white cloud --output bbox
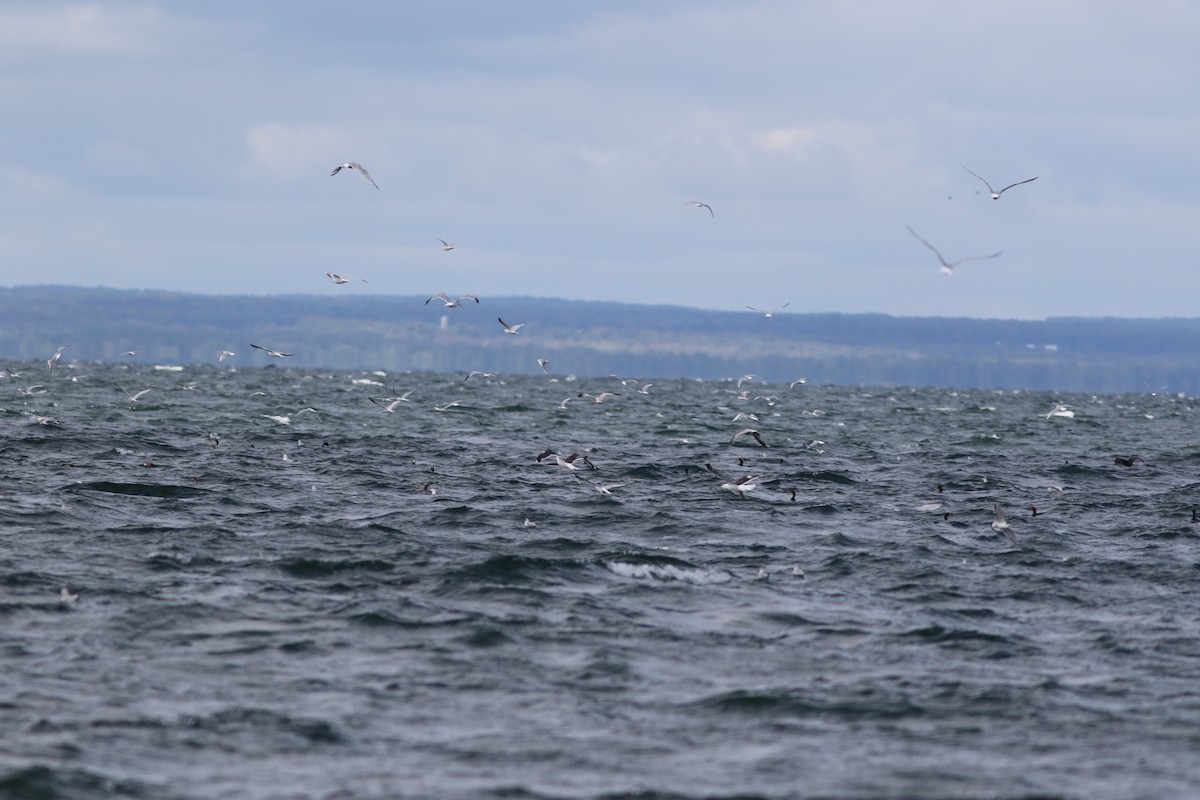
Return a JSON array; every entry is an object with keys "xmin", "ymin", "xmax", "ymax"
[{"xmin": 0, "ymin": 4, "xmax": 169, "ymax": 58}]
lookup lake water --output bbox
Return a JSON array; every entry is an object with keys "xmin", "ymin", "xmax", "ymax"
[{"xmin": 2, "ymin": 363, "xmax": 1198, "ymax": 799}]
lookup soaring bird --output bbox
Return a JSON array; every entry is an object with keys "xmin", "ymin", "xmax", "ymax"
[
  {"xmin": 961, "ymin": 166, "xmax": 1038, "ymax": 200},
  {"xmin": 685, "ymin": 200, "xmax": 714, "ymax": 217},
  {"xmin": 47, "ymin": 344, "xmax": 71, "ymax": 371},
  {"xmin": 426, "ymin": 293, "xmax": 479, "ymax": 308},
  {"xmin": 907, "ymin": 226, "xmax": 1002, "ymax": 276},
  {"xmin": 730, "ymin": 428, "xmax": 769, "ymax": 447},
  {"xmin": 439, "ymin": 239, "xmax": 456, "ymax": 251},
  {"xmin": 498, "ymin": 317, "xmax": 526, "ymax": 335},
  {"xmin": 326, "ymin": 272, "xmax": 367, "ymax": 284},
  {"xmin": 250, "ymin": 344, "xmax": 293, "ymax": 358},
  {"xmin": 330, "ymin": 161, "xmax": 379, "ymax": 189}
]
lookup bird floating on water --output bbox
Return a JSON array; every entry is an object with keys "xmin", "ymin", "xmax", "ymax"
[
  {"xmin": 907, "ymin": 226, "xmax": 1002, "ymax": 276},
  {"xmin": 961, "ymin": 165, "xmax": 1038, "ymax": 200},
  {"xmin": 330, "ymin": 161, "xmax": 379, "ymax": 189}
]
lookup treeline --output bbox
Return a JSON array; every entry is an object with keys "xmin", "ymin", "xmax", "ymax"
[{"xmin": 1, "ymin": 285, "xmax": 1197, "ymax": 393}]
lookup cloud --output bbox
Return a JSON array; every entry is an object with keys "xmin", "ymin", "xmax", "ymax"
[{"xmin": 0, "ymin": 4, "xmax": 169, "ymax": 58}]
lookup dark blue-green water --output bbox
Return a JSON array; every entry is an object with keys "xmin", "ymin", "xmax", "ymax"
[{"xmin": 2, "ymin": 362, "xmax": 1199, "ymax": 799}]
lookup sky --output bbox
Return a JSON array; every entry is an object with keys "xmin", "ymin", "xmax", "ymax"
[{"xmin": 2, "ymin": 1, "xmax": 1199, "ymax": 320}]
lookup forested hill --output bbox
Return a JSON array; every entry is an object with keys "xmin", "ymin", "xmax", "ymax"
[{"xmin": 1, "ymin": 285, "xmax": 1197, "ymax": 393}]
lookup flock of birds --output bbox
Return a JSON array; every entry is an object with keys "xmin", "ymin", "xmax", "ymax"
[{"xmin": 7, "ymin": 157, "xmax": 1063, "ymax": 595}]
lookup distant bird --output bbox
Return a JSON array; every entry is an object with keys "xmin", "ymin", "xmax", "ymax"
[
  {"xmin": 439, "ymin": 239, "xmax": 456, "ymax": 251},
  {"xmin": 208, "ymin": 432, "xmax": 220, "ymax": 448},
  {"xmin": 685, "ymin": 200, "xmax": 714, "ymax": 217},
  {"xmin": 1113, "ymin": 455, "xmax": 1142, "ymax": 467},
  {"xmin": 59, "ymin": 587, "xmax": 79, "ymax": 603},
  {"xmin": 251, "ymin": 344, "xmax": 292, "ymax": 358},
  {"xmin": 736, "ymin": 374, "xmax": 756, "ymax": 388},
  {"xmin": 789, "ymin": 378, "xmax": 807, "ymax": 389},
  {"xmin": 636, "ymin": 383, "xmax": 653, "ymax": 395},
  {"xmin": 370, "ymin": 392, "xmax": 413, "ymax": 412},
  {"xmin": 14, "ymin": 384, "xmax": 46, "ymax": 396},
  {"xmin": 575, "ymin": 475, "xmax": 624, "ymax": 495},
  {"xmin": 732, "ymin": 412, "xmax": 759, "ymax": 423},
  {"xmin": 991, "ymin": 503, "xmax": 1016, "ymax": 544},
  {"xmin": 113, "ymin": 383, "xmax": 152, "ymax": 403},
  {"xmin": 1046, "ymin": 404, "xmax": 1075, "ymax": 419},
  {"xmin": 330, "ymin": 161, "xmax": 379, "ymax": 189},
  {"xmin": 730, "ymin": 428, "xmax": 769, "ymax": 447},
  {"xmin": 578, "ymin": 391, "xmax": 620, "ymax": 404},
  {"xmin": 326, "ymin": 272, "xmax": 367, "ymax": 284},
  {"xmin": 961, "ymin": 165, "xmax": 1038, "ymax": 200},
  {"xmin": 523, "ymin": 517, "xmax": 537, "ymax": 528},
  {"xmin": 536, "ymin": 449, "xmax": 595, "ymax": 471},
  {"xmin": 421, "ymin": 482, "xmax": 437, "ymax": 495},
  {"xmin": 1143, "ymin": 383, "xmax": 1169, "ymax": 396},
  {"xmin": 218, "ymin": 350, "xmax": 236, "ymax": 362},
  {"xmin": 433, "ymin": 401, "xmax": 462, "ymax": 412},
  {"xmin": 907, "ymin": 226, "xmax": 1002, "ymax": 276},
  {"xmin": 746, "ymin": 303, "xmax": 790, "ymax": 317},
  {"xmin": 426, "ymin": 293, "xmax": 479, "ymax": 308},
  {"xmin": 498, "ymin": 317, "xmax": 525, "ymax": 335},
  {"xmin": 720, "ymin": 475, "xmax": 762, "ymax": 499},
  {"xmin": 537, "ymin": 358, "xmax": 550, "ymax": 373},
  {"xmin": 465, "ymin": 371, "xmax": 495, "ymax": 381},
  {"xmin": 47, "ymin": 344, "xmax": 70, "ymax": 371}
]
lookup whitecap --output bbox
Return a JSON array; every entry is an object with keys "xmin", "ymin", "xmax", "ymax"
[{"xmin": 604, "ymin": 561, "xmax": 732, "ymax": 584}]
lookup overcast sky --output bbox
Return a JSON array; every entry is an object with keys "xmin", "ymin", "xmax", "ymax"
[{"xmin": 2, "ymin": 2, "xmax": 1197, "ymax": 320}]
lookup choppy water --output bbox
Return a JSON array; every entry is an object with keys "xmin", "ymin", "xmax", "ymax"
[{"xmin": 2, "ymin": 362, "xmax": 1199, "ymax": 799}]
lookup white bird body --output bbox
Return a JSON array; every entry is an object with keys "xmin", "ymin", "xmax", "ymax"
[
  {"xmin": 330, "ymin": 161, "xmax": 379, "ymax": 189},
  {"xmin": 685, "ymin": 200, "xmax": 714, "ymax": 217},
  {"xmin": 326, "ymin": 272, "xmax": 367, "ymax": 284},
  {"xmin": 427, "ymin": 293, "xmax": 479, "ymax": 308},
  {"xmin": 498, "ymin": 317, "xmax": 525, "ymax": 335}
]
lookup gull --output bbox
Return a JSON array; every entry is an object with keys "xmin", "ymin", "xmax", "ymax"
[
  {"xmin": 685, "ymin": 200, "xmax": 714, "ymax": 218},
  {"xmin": 523, "ymin": 517, "xmax": 537, "ymax": 528},
  {"xmin": 421, "ymin": 482, "xmax": 437, "ymax": 495},
  {"xmin": 991, "ymin": 503, "xmax": 1016, "ymax": 544},
  {"xmin": 720, "ymin": 475, "xmax": 762, "ymax": 499},
  {"xmin": 439, "ymin": 239, "xmax": 456, "ymax": 251},
  {"xmin": 789, "ymin": 378, "xmax": 807, "ymax": 389},
  {"xmin": 737, "ymin": 374, "xmax": 756, "ymax": 388},
  {"xmin": 218, "ymin": 350, "xmax": 236, "ymax": 362},
  {"xmin": 907, "ymin": 226, "xmax": 1002, "ymax": 276},
  {"xmin": 208, "ymin": 432, "xmax": 220, "ymax": 448},
  {"xmin": 426, "ymin": 293, "xmax": 479, "ymax": 308},
  {"xmin": 637, "ymin": 384, "xmax": 653, "ymax": 394},
  {"xmin": 330, "ymin": 161, "xmax": 379, "ymax": 189},
  {"xmin": 575, "ymin": 475, "xmax": 625, "ymax": 495},
  {"xmin": 113, "ymin": 383, "xmax": 152, "ymax": 403},
  {"xmin": 578, "ymin": 391, "xmax": 620, "ymax": 404},
  {"xmin": 251, "ymin": 344, "xmax": 292, "ymax": 358},
  {"xmin": 1045, "ymin": 403, "xmax": 1075, "ymax": 419},
  {"xmin": 433, "ymin": 401, "xmax": 462, "ymax": 412},
  {"xmin": 1143, "ymin": 383, "xmax": 1169, "ymax": 396},
  {"xmin": 732, "ymin": 412, "xmax": 759, "ymax": 423},
  {"xmin": 15, "ymin": 384, "xmax": 46, "ymax": 396},
  {"xmin": 753, "ymin": 395, "xmax": 780, "ymax": 406},
  {"xmin": 59, "ymin": 587, "xmax": 79, "ymax": 603},
  {"xmin": 556, "ymin": 397, "xmax": 573, "ymax": 409},
  {"xmin": 730, "ymin": 428, "xmax": 769, "ymax": 447},
  {"xmin": 746, "ymin": 303, "xmax": 790, "ymax": 317},
  {"xmin": 261, "ymin": 414, "xmax": 291, "ymax": 425},
  {"xmin": 26, "ymin": 413, "xmax": 59, "ymax": 426},
  {"xmin": 326, "ymin": 272, "xmax": 367, "ymax": 284},
  {"xmin": 536, "ymin": 449, "xmax": 595, "ymax": 471},
  {"xmin": 465, "ymin": 371, "xmax": 495, "ymax": 381},
  {"xmin": 370, "ymin": 392, "xmax": 412, "ymax": 412},
  {"xmin": 537, "ymin": 358, "xmax": 550, "ymax": 373},
  {"xmin": 611, "ymin": 376, "xmax": 640, "ymax": 386},
  {"xmin": 961, "ymin": 165, "xmax": 1038, "ymax": 200},
  {"xmin": 498, "ymin": 317, "xmax": 525, "ymax": 335},
  {"xmin": 47, "ymin": 345, "xmax": 71, "ymax": 372},
  {"xmin": 122, "ymin": 351, "xmax": 137, "ymax": 356}
]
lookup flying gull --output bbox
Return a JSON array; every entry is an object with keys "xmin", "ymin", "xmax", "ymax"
[
  {"xmin": 426, "ymin": 293, "xmax": 479, "ymax": 308},
  {"xmin": 113, "ymin": 383, "xmax": 153, "ymax": 403},
  {"xmin": 746, "ymin": 303, "xmax": 790, "ymax": 317},
  {"xmin": 537, "ymin": 358, "xmax": 550, "ymax": 373},
  {"xmin": 961, "ymin": 166, "xmax": 1038, "ymax": 200},
  {"xmin": 498, "ymin": 317, "xmax": 526, "ymax": 335},
  {"xmin": 685, "ymin": 200, "xmax": 714, "ymax": 217},
  {"xmin": 47, "ymin": 344, "xmax": 71, "ymax": 372},
  {"xmin": 326, "ymin": 272, "xmax": 367, "ymax": 284},
  {"xmin": 730, "ymin": 428, "xmax": 769, "ymax": 447},
  {"xmin": 991, "ymin": 503, "xmax": 1017, "ymax": 544},
  {"xmin": 330, "ymin": 161, "xmax": 379, "ymax": 189},
  {"xmin": 218, "ymin": 349, "xmax": 236, "ymax": 362},
  {"xmin": 907, "ymin": 226, "xmax": 1002, "ymax": 276},
  {"xmin": 439, "ymin": 239, "xmax": 456, "ymax": 251},
  {"xmin": 250, "ymin": 344, "xmax": 293, "ymax": 358},
  {"xmin": 536, "ymin": 449, "xmax": 595, "ymax": 471}
]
